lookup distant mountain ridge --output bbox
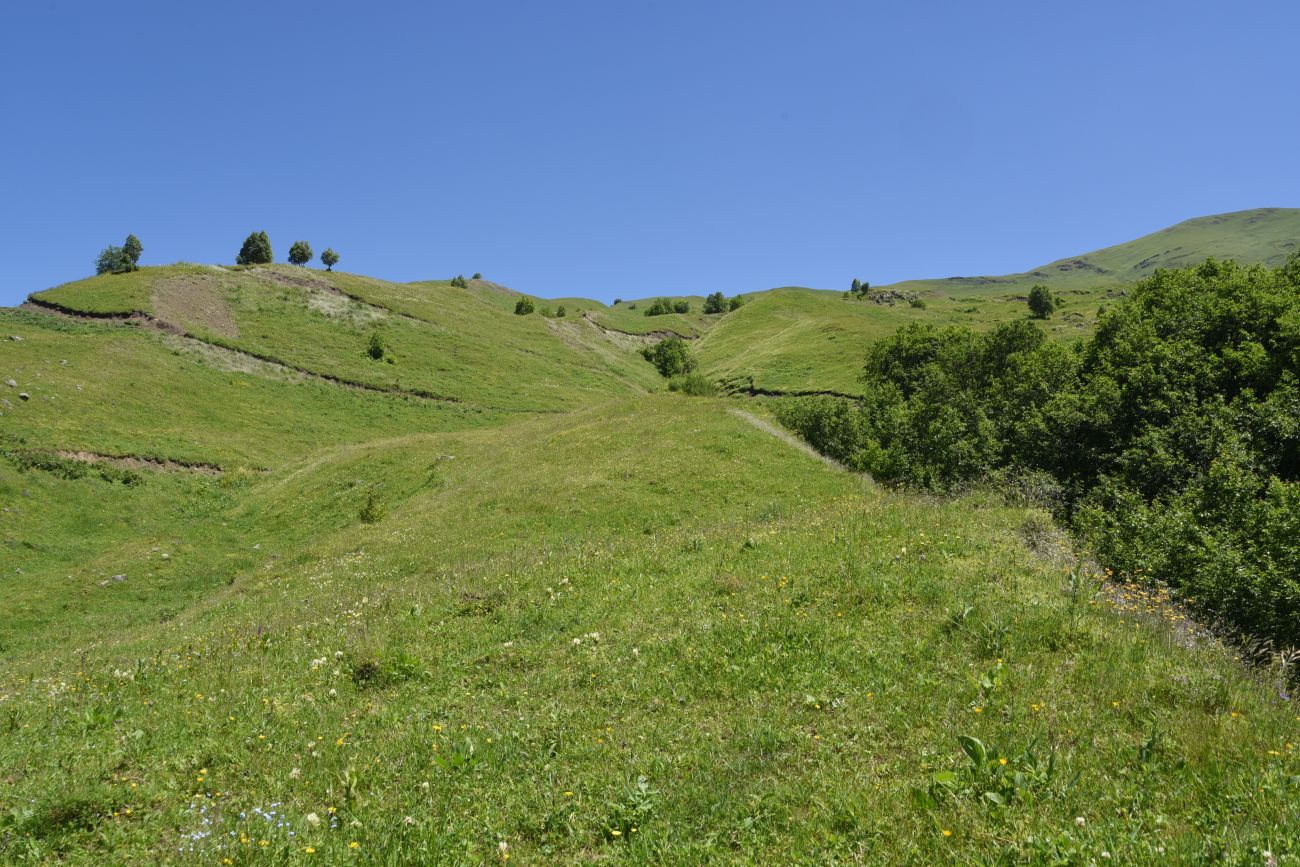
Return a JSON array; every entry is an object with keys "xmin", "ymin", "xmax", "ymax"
[{"xmin": 879, "ymin": 207, "xmax": 1300, "ymax": 297}]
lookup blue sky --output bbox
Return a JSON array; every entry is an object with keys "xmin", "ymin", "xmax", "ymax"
[{"xmin": 3, "ymin": 0, "xmax": 1298, "ymax": 305}]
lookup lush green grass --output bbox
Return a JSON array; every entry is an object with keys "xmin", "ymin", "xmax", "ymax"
[
  {"xmin": 593, "ymin": 297, "xmax": 715, "ymax": 338},
  {"xmin": 30, "ymin": 266, "xmax": 660, "ymax": 411},
  {"xmin": 2, "ymin": 396, "xmax": 1298, "ymax": 864},
  {"xmin": 0, "ymin": 309, "xmax": 488, "ymax": 467},
  {"xmin": 4, "ymin": 210, "xmax": 1300, "ymax": 863}
]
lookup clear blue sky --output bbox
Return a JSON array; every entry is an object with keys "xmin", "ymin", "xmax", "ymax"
[{"xmin": 4, "ymin": 0, "xmax": 1298, "ymax": 305}]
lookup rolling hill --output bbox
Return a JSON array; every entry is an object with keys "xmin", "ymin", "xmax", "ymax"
[{"xmin": 2, "ymin": 209, "xmax": 1298, "ymax": 863}]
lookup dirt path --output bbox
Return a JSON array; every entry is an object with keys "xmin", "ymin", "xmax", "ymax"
[{"xmin": 727, "ymin": 408, "xmax": 851, "ymax": 473}]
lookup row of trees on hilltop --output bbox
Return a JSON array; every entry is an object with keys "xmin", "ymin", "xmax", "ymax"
[
  {"xmin": 236, "ymin": 232, "xmax": 340, "ymax": 271},
  {"xmin": 92, "ymin": 232, "xmax": 341, "ymax": 275}
]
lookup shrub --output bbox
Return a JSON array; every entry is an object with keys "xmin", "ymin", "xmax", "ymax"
[
  {"xmin": 287, "ymin": 240, "xmax": 313, "ymax": 266},
  {"xmin": 514, "ymin": 298, "xmax": 535, "ymax": 315},
  {"xmin": 471, "ymin": 272, "xmax": 482, "ymax": 280},
  {"xmin": 910, "ymin": 296, "xmax": 927, "ymax": 310},
  {"xmin": 1027, "ymin": 284, "xmax": 1055, "ymax": 319},
  {"xmin": 703, "ymin": 292, "xmax": 727, "ymax": 314},
  {"xmin": 612, "ymin": 298, "xmax": 623, "ymax": 306},
  {"xmin": 640, "ymin": 336, "xmax": 697, "ymax": 377},
  {"xmin": 729, "ymin": 295, "xmax": 745, "ymax": 311},
  {"xmin": 555, "ymin": 305, "xmax": 567, "ymax": 317},
  {"xmin": 321, "ymin": 248, "xmax": 340, "ymax": 271},
  {"xmin": 358, "ymin": 487, "xmax": 385, "ymax": 524},
  {"xmin": 644, "ymin": 298, "xmax": 675, "ymax": 316},
  {"xmin": 450, "ymin": 274, "xmax": 469, "ymax": 288},
  {"xmin": 365, "ymin": 332, "xmax": 385, "ymax": 360},
  {"xmin": 236, "ymin": 231, "xmax": 273, "ymax": 265},
  {"xmin": 667, "ymin": 372, "xmax": 715, "ymax": 396},
  {"xmin": 673, "ymin": 300, "xmax": 690, "ymax": 314}
]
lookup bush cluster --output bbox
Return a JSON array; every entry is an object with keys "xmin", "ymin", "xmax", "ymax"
[
  {"xmin": 644, "ymin": 298, "xmax": 690, "ymax": 316},
  {"xmin": 777, "ymin": 257, "xmax": 1300, "ymax": 645},
  {"xmin": 640, "ymin": 336, "xmax": 696, "ymax": 377}
]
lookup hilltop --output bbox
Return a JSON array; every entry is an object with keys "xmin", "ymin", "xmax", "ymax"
[{"xmin": 882, "ymin": 207, "xmax": 1300, "ymax": 296}]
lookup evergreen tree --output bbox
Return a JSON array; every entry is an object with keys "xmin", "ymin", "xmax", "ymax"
[
  {"xmin": 123, "ymin": 234, "xmax": 143, "ymax": 271},
  {"xmin": 237, "ymin": 231, "xmax": 273, "ymax": 265}
]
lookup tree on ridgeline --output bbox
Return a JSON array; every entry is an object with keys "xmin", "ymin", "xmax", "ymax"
[
  {"xmin": 288, "ymin": 240, "xmax": 313, "ymax": 266},
  {"xmin": 123, "ymin": 234, "xmax": 143, "ymax": 271},
  {"xmin": 321, "ymin": 248, "xmax": 340, "ymax": 271},
  {"xmin": 237, "ymin": 231, "xmax": 273, "ymax": 265}
]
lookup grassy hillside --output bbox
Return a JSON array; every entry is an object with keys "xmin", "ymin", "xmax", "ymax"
[
  {"xmin": 3, "ymin": 211, "xmax": 1299, "ymax": 862},
  {"xmin": 685, "ymin": 209, "xmax": 1300, "ymax": 395},
  {"xmin": 592, "ymin": 297, "xmax": 714, "ymax": 338},
  {"xmin": 31, "ymin": 265, "xmax": 659, "ymax": 411},
  {"xmin": 883, "ymin": 207, "xmax": 1300, "ymax": 298},
  {"xmin": 3, "ymin": 397, "xmax": 1297, "ymax": 864}
]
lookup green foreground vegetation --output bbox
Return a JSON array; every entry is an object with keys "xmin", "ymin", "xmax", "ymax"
[{"xmin": 2, "ymin": 210, "xmax": 1299, "ymax": 863}]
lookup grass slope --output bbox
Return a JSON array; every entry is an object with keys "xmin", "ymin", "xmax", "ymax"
[
  {"xmin": 31, "ymin": 266, "xmax": 660, "ymax": 411},
  {"xmin": 3, "ymin": 210, "xmax": 1300, "ymax": 862},
  {"xmin": 2, "ymin": 397, "xmax": 1297, "ymax": 864},
  {"xmin": 689, "ymin": 209, "xmax": 1300, "ymax": 395},
  {"xmin": 883, "ymin": 207, "xmax": 1300, "ymax": 298}
]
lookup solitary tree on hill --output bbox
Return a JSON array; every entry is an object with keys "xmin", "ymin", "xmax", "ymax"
[
  {"xmin": 1028, "ymin": 284, "xmax": 1056, "ymax": 319},
  {"xmin": 123, "ymin": 234, "xmax": 143, "ymax": 271},
  {"xmin": 237, "ymin": 231, "xmax": 273, "ymax": 265},
  {"xmin": 288, "ymin": 240, "xmax": 313, "ymax": 266},
  {"xmin": 321, "ymin": 248, "xmax": 340, "ymax": 271}
]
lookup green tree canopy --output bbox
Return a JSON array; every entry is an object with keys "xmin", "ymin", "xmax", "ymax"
[
  {"xmin": 288, "ymin": 240, "xmax": 313, "ymax": 266},
  {"xmin": 320, "ymin": 248, "xmax": 340, "ymax": 271},
  {"xmin": 1027, "ymin": 284, "xmax": 1055, "ymax": 319},
  {"xmin": 640, "ymin": 336, "xmax": 697, "ymax": 377},
  {"xmin": 123, "ymin": 234, "xmax": 143, "ymax": 271},
  {"xmin": 237, "ymin": 231, "xmax": 273, "ymax": 265}
]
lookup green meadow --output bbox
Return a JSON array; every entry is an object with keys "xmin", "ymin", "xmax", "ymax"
[{"xmin": 2, "ymin": 210, "xmax": 1299, "ymax": 864}]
